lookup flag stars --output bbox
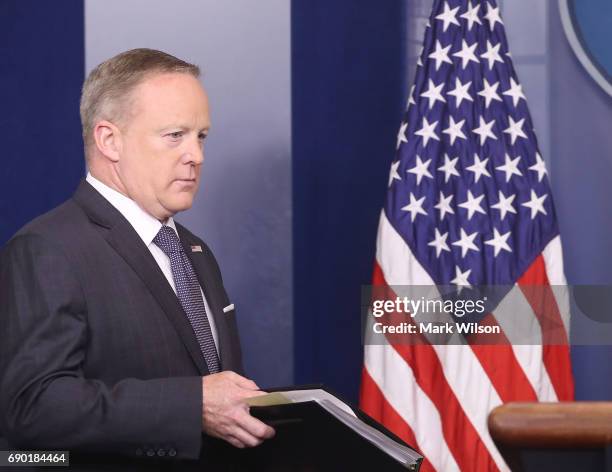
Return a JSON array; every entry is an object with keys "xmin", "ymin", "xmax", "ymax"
[
  {"xmin": 472, "ymin": 117, "xmax": 497, "ymax": 145},
  {"xmin": 435, "ymin": 2, "xmax": 460, "ymax": 32},
  {"xmin": 443, "ymin": 117, "xmax": 467, "ymax": 145},
  {"xmin": 378, "ymin": 0, "xmax": 558, "ymax": 292},
  {"xmin": 480, "ymin": 40, "xmax": 504, "ymax": 70},
  {"xmin": 484, "ymin": 1, "xmax": 503, "ymax": 31},
  {"xmin": 447, "ymin": 77, "xmax": 473, "ymax": 108},
  {"xmin": 397, "ymin": 122, "xmax": 408, "ymax": 149},
  {"xmin": 420, "ymin": 79, "xmax": 446, "ymax": 109},
  {"xmin": 478, "ymin": 79, "xmax": 502, "ymax": 108},
  {"xmin": 503, "ymin": 78, "xmax": 526, "ymax": 107},
  {"xmin": 466, "ymin": 154, "xmax": 492, "ymax": 183},
  {"xmin": 428, "ymin": 228, "xmax": 451, "ymax": 257},
  {"xmin": 437, "ymin": 154, "xmax": 460, "ymax": 182},
  {"xmin": 407, "ymin": 156, "xmax": 434, "ymax": 185},
  {"xmin": 496, "ymin": 153, "xmax": 523, "ymax": 183},
  {"xmin": 485, "ymin": 228, "xmax": 512, "ymax": 256},
  {"xmin": 453, "ymin": 40, "xmax": 480, "ymax": 69},
  {"xmin": 522, "ymin": 189, "xmax": 548, "ymax": 219},
  {"xmin": 529, "ymin": 152, "xmax": 548, "ymax": 182},
  {"xmin": 415, "ymin": 117, "xmax": 440, "ymax": 146},
  {"xmin": 434, "ymin": 191, "xmax": 455, "ymax": 220},
  {"xmin": 503, "ymin": 116, "xmax": 527, "ymax": 144},
  {"xmin": 460, "ymin": 1, "xmax": 482, "ymax": 31},
  {"xmin": 452, "ymin": 228, "xmax": 480, "ymax": 257},
  {"xmin": 401, "ymin": 193, "xmax": 428, "ymax": 222},
  {"xmin": 491, "ymin": 190, "xmax": 517, "ymax": 220},
  {"xmin": 428, "ymin": 40, "xmax": 453, "ymax": 70},
  {"xmin": 388, "ymin": 161, "xmax": 401, "ymax": 187},
  {"xmin": 458, "ymin": 190, "xmax": 486, "ymax": 220},
  {"xmin": 451, "ymin": 266, "xmax": 472, "ymax": 287}
]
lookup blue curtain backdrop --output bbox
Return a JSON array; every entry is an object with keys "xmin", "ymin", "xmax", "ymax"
[
  {"xmin": 291, "ymin": 0, "xmax": 406, "ymax": 402},
  {"xmin": 0, "ymin": 0, "xmax": 85, "ymax": 245}
]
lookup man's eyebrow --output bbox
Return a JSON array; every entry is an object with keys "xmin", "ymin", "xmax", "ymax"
[
  {"xmin": 157, "ymin": 125, "xmax": 210, "ymax": 133},
  {"xmin": 157, "ymin": 125, "xmax": 185, "ymax": 133}
]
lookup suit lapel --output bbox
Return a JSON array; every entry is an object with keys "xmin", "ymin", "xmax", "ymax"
[
  {"xmin": 73, "ymin": 181, "xmax": 209, "ymax": 375},
  {"xmin": 177, "ymin": 228, "xmax": 233, "ymax": 371}
]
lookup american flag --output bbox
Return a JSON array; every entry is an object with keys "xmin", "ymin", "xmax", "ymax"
[{"xmin": 360, "ymin": 1, "xmax": 574, "ymax": 471}]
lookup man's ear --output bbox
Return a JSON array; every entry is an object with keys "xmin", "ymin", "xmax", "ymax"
[{"xmin": 93, "ymin": 120, "xmax": 122, "ymax": 163}]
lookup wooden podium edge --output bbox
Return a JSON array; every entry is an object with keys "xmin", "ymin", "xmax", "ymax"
[
  {"xmin": 488, "ymin": 402, "xmax": 612, "ymax": 471},
  {"xmin": 488, "ymin": 402, "xmax": 612, "ymax": 449}
]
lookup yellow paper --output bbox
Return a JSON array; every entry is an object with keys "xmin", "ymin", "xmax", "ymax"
[{"xmin": 246, "ymin": 392, "xmax": 291, "ymax": 407}]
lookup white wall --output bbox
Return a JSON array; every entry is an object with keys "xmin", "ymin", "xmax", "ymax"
[{"xmin": 85, "ymin": 0, "xmax": 293, "ymax": 386}]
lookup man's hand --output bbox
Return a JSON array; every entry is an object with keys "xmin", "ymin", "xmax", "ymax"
[{"xmin": 201, "ymin": 371, "xmax": 275, "ymax": 448}]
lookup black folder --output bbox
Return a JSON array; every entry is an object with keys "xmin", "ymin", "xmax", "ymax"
[{"xmin": 238, "ymin": 385, "xmax": 423, "ymax": 471}]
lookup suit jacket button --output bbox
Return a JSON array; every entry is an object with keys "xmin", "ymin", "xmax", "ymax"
[
  {"xmin": 146, "ymin": 448, "xmax": 155, "ymax": 457},
  {"xmin": 157, "ymin": 449, "xmax": 166, "ymax": 457},
  {"xmin": 168, "ymin": 448, "xmax": 177, "ymax": 457}
]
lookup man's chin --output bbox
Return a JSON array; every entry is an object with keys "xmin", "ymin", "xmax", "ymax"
[{"xmin": 164, "ymin": 196, "xmax": 196, "ymax": 214}]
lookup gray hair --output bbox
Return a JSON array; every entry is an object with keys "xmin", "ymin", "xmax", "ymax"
[{"xmin": 80, "ymin": 48, "xmax": 200, "ymax": 155}]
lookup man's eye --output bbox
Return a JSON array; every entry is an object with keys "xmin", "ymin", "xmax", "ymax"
[
  {"xmin": 198, "ymin": 133, "xmax": 208, "ymax": 141},
  {"xmin": 168, "ymin": 131, "xmax": 183, "ymax": 139}
]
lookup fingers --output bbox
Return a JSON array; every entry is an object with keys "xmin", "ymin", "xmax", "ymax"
[
  {"xmin": 227, "ymin": 414, "xmax": 276, "ymax": 448},
  {"xmin": 230, "ymin": 427, "xmax": 264, "ymax": 448},
  {"xmin": 239, "ymin": 412, "xmax": 276, "ymax": 440},
  {"xmin": 201, "ymin": 372, "xmax": 275, "ymax": 449},
  {"xmin": 207, "ymin": 411, "xmax": 275, "ymax": 449},
  {"xmin": 226, "ymin": 436, "xmax": 246, "ymax": 449}
]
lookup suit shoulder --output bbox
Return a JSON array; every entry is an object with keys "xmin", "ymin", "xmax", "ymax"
[{"xmin": 8, "ymin": 199, "xmax": 89, "ymax": 247}]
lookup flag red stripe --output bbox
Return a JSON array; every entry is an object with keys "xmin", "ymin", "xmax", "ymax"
[
  {"xmin": 360, "ymin": 366, "xmax": 436, "ymax": 472},
  {"xmin": 517, "ymin": 255, "xmax": 574, "ymax": 400},
  {"xmin": 391, "ymin": 344, "xmax": 499, "ymax": 472},
  {"xmin": 372, "ymin": 262, "xmax": 500, "ymax": 472},
  {"xmin": 463, "ymin": 311, "xmax": 539, "ymax": 402},
  {"xmin": 469, "ymin": 339, "xmax": 539, "ymax": 403},
  {"xmin": 359, "ymin": 368, "xmax": 432, "ymax": 458}
]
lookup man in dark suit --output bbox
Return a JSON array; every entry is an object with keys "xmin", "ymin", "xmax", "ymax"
[{"xmin": 0, "ymin": 48, "xmax": 274, "ymax": 469}]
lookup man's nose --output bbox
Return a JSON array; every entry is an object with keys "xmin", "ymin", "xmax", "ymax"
[{"xmin": 184, "ymin": 136, "xmax": 204, "ymax": 165}]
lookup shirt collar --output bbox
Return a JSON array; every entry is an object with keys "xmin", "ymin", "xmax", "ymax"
[{"xmin": 86, "ymin": 172, "xmax": 178, "ymax": 246}]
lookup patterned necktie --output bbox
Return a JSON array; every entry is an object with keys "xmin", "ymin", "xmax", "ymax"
[{"xmin": 153, "ymin": 225, "xmax": 220, "ymax": 373}]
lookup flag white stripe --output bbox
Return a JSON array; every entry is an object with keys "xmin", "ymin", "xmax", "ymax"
[
  {"xmin": 364, "ymin": 345, "xmax": 460, "ymax": 472},
  {"xmin": 542, "ymin": 236, "xmax": 571, "ymax": 333},
  {"xmin": 377, "ymin": 210, "xmax": 433, "ymax": 285},
  {"xmin": 375, "ymin": 211, "xmax": 509, "ymax": 471},
  {"xmin": 429, "ymin": 345, "xmax": 509, "ymax": 471},
  {"xmin": 490, "ymin": 288, "xmax": 558, "ymax": 401},
  {"xmin": 510, "ymin": 344, "xmax": 558, "ymax": 401}
]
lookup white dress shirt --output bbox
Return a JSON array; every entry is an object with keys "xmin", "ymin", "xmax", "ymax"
[{"xmin": 86, "ymin": 173, "xmax": 219, "ymax": 350}]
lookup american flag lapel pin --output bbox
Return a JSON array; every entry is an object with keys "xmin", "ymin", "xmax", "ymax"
[{"xmin": 191, "ymin": 245, "xmax": 203, "ymax": 253}]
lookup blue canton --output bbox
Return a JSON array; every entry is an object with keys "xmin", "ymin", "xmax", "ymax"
[{"xmin": 386, "ymin": 0, "xmax": 559, "ymax": 286}]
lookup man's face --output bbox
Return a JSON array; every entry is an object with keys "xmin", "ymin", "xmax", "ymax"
[{"xmin": 117, "ymin": 72, "xmax": 210, "ymax": 220}]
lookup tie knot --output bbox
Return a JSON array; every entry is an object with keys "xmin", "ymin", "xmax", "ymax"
[{"xmin": 153, "ymin": 225, "xmax": 182, "ymax": 256}]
